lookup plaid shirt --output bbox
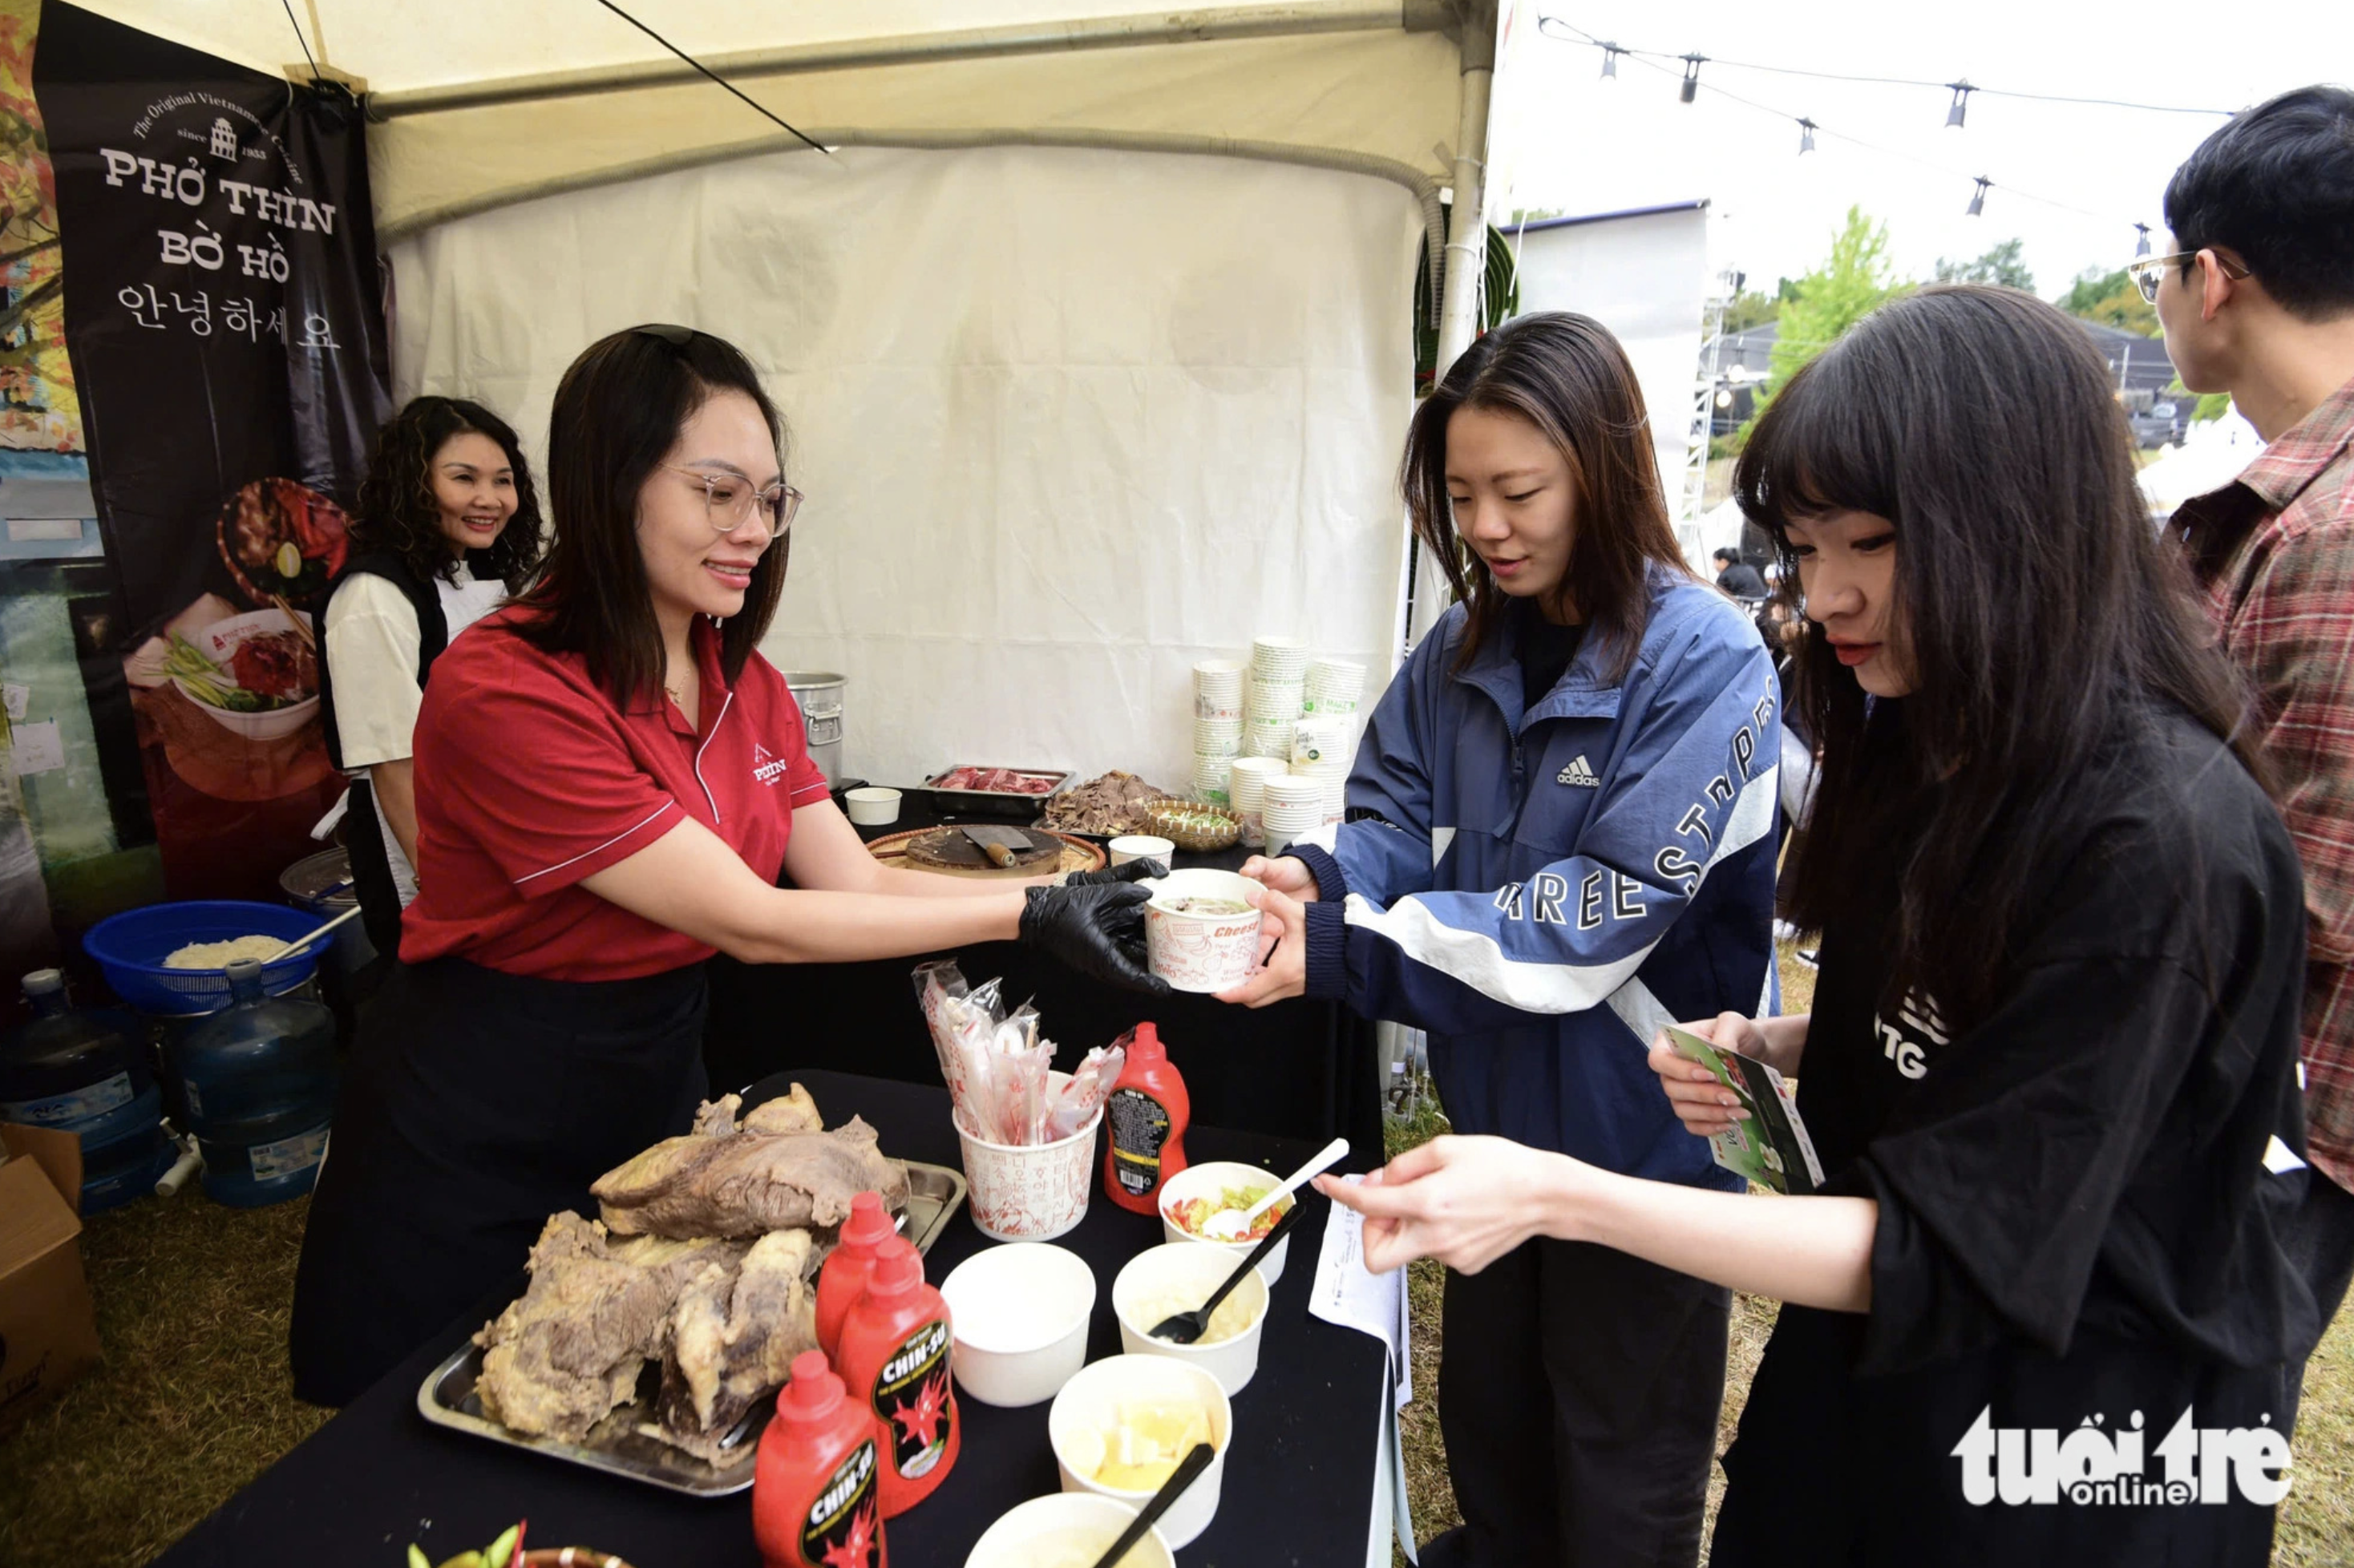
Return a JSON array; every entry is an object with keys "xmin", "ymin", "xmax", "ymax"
[{"xmin": 2175, "ymin": 374, "xmax": 2354, "ymax": 1193}]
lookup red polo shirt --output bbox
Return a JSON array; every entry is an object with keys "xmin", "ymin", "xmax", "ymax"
[{"xmin": 399, "ymin": 607, "xmax": 832, "ymax": 980}]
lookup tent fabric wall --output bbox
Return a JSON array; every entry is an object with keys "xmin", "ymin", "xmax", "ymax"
[
  {"xmin": 1507, "ymin": 205, "xmax": 1711, "ymax": 515},
  {"xmin": 82, "ymin": 4, "xmax": 1462, "ymax": 242},
  {"xmin": 386, "ymin": 143, "xmax": 1422, "ymax": 791}
]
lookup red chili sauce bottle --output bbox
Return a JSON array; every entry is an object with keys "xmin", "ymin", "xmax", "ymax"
[
  {"xmin": 815, "ymin": 1190, "xmax": 896, "ymax": 1360},
  {"xmin": 833, "ymin": 1240, "xmax": 960, "ymax": 1517},
  {"xmin": 1102, "ymin": 1021, "xmax": 1189, "ymax": 1214},
  {"xmin": 753, "ymin": 1349, "xmax": 887, "ymax": 1568}
]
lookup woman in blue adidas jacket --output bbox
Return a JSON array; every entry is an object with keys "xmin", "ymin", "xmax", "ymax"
[{"xmin": 1224, "ymin": 313, "xmax": 1780, "ymax": 1567}]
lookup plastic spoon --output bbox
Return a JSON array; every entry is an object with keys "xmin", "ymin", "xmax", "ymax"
[
  {"xmin": 1148, "ymin": 1201, "xmax": 1305, "ymax": 1344},
  {"xmin": 1086, "ymin": 1441, "xmax": 1215, "ymax": 1568},
  {"xmin": 1203, "ymin": 1136, "xmax": 1349, "ymax": 1240}
]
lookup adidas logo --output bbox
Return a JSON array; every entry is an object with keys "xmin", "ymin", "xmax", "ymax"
[{"xmin": 1556, "ymin": 755, "xmax": 1599, "ymax": 788}]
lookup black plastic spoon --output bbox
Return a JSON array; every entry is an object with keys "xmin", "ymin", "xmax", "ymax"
[
  {"xmin": 1086, "ymin": 1441, "xmax": 1215, "ymax": 1568},
  {"xmin": 1147, "ymin": 1199, "xmax": 1306, "ymax": 1344}
]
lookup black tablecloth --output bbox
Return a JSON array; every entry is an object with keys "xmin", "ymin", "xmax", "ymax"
[
  {"xmin": 703, "ymin": 790, "xmax": 1385, "ymax": 1158},
  {"xmin": 149, "ymin": 1070, "xmax": 1388, "ymax": 1568}
]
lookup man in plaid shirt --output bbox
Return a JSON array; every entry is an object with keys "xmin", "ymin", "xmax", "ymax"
[{"xmin": 2153, "ymin": 87, "xmax": 2354, "ymax": 1372}]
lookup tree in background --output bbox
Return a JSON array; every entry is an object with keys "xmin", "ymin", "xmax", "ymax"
[
  {"xmin": 1722, "ymin": 288, "xmax": 1781, "ymax": 333},
  {"xmin": 2058, "ymin": 265, "xmax": 2158, "ymax": 337},
  {"xmin": 1761, "ymin": 206, "xmax": 1909, "ymax": 406},
  {"xmin": 1934, "ymin": 237, "xmax": 2035, "ymax": 293}
]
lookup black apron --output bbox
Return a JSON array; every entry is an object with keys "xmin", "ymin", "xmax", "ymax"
[{"xmin": 289, "ymin": 956, "xmax": 709, "ymax": 1407}]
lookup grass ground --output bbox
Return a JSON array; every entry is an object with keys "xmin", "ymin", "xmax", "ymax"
[{"xmin": 2, "ymin": 948, "xmax": 2347, "ymax": 1564}]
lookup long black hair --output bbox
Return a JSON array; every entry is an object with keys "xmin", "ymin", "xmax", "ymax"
[
  {"xmin": 351, "ymin": 396, "xmax": 543, "ymax": 591},
  {"xmin": 515, "ymin": 326, "xmax": 790, "ymax": 708},
  {"xmin": 1737, "ymin": 285, "xmax": 2258, "ymax": 1024},
  {"xmin": 1403, "ymin": 313, "xmax": 1690, "ymax": 681}
]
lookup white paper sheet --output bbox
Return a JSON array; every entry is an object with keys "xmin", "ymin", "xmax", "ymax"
[
  {"xmin": 1308, "ymin": 1174, "xmax": 1411, "ymax": 1409},
  {"xmin": 9, "ymin": 719, "xmax": 63, "ymax": 777}
]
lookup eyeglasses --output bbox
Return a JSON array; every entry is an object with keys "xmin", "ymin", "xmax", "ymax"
[
  {"xmin": 2125, "ymin": 252, "xmax": 2251, "ymax": 304},
  {"xmin": 661, "ymin": 464, "xmax": 803, "ymax": 540}
]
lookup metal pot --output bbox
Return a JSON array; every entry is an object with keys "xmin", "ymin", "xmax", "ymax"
[
  {"xmin": 277, "ymin": 847, "xmax": 378, "ymax": 984},
  {"xmin": 783, "ymin": 671, "xmax": 846, "ymax": 785}
]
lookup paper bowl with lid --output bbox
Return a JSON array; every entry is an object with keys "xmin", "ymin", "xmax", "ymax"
[
  {"xmin": 965, "ymin": 1493, "xmax": 1175, "ymax": 1568},
  {"xmin": 1142, "ymin": 868, "xmax": 1263, "ymax": 992},
  {"xmin": 1048, "ymin": 1353, "xmax": 1232, "ymax": 1550},
  {"xmin": 1157, "ymin": 1158, "xmax": 1294, "ymax": 1284},
  {"xmin": 1112, "ymin": 1242, "xmax": 1269, "ymax": 1396},
  {"xmin": 939, "ymin": 1242, "xmax": 1096, "ymax": 1407}
]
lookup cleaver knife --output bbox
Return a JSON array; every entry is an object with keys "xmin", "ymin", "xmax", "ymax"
[{"xmin": 961, "ymin": 825, "xmax": 1032, "ymax": 869}]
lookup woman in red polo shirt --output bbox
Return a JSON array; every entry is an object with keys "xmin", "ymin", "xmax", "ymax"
[{"xmin": 289, "ymin": 325, "xmax": 1163, "ymax": 1406}]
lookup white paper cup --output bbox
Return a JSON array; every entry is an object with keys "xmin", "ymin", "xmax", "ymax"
[
  {"xmin": 1261, "ymin": 774, "xmax": 1325, "ymax": 805},
  {"xmin": 940, "ymin": 1243, "xmax": 1097, "ymax": 1408},
  {"xmin": 1112, "ymin": 1242, "xmax": 1270, "ymax": 1396},
  {"xmin": 966, "ymin": 1493, "xmax": 1176, "ymax": 1568},
  {"xmin": 843, "ymin": 786, "xmax": 901, "ymax": 825},
  {"xmin": 1250, "ymin": 636, "xmax": 1310, "ymax": 677},
  {"xmin": 957, "ymin": 1089, "xmax": 1102, "ymax": 1242},
  {"xmin": 1145, "ymin": 868, "xmax": 1264, "ymax": 992},
  {"xmin": 1109, "ymin": 835, "xmax": 1175, "ymax": 867},
  {"xmin": 1290, "ymin": 717, "xmax": 1353, "ymax": 768},
  {"xmin": 1050, "ymin": 1355, "xmax": 1232, "ymax": 1550},
  {"xmin": 1246, "ymin": 676, "xmax": 1304, "ymax": 717},
  {"xmin": 1193, "ymin": 658, "xmax": 1246, "ymax": 687}
]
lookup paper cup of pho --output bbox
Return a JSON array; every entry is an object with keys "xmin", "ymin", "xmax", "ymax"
[
  {"xmin": 1143, "ymin": 869, "xmax": 1264, "ymax": 993},
  {"xmin": 1157, "ymin": 1159, "xmax": 1294, "ymax": 1285}
]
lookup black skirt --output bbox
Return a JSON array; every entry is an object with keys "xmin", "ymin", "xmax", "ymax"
[{"xmin": 289, "ymin": 956, "xmax": 709, "ymax": 1407}]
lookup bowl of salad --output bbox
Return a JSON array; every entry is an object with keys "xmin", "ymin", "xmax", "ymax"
[
  {"xmin": 166, "ymin": 608, "xmax": 320, "ymax": 741},
  {"xmin": 1156, "ymin": 1160, "xmax": 1294, "ymax": 1285}
]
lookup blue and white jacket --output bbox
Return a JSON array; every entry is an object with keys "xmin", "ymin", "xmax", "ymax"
[{"xmin": 1294, "ymin": 567, "xmax": 1781, "ymax": 1187}]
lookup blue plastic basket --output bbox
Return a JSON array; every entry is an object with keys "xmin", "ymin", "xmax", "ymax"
[{"xmin": 83, "ymin": 900, "xmax": 334, "ymax": 1016}]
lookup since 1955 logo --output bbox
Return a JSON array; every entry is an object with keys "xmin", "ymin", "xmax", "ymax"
[{"xmin": 1952, "ymin": 1406, "xmax": 2292, "ymax": 1508}]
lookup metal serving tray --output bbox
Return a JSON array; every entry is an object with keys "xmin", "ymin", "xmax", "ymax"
[
  {"xmin": 416, "ymin": 1161, "xmax": 968, "ymax": 1497},
  {"xmin": 920, "ymin": 766, "xmax": 1071, "ymax": 820}
]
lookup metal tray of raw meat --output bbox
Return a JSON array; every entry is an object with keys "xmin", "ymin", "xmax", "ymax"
[
  {"xmin": 415, "ymin": 1160, "xmax": 968, "ymax": 1496},
  {"xmin": 920, "ymin": 765, "xmax": 1071, "ymax": 819}
]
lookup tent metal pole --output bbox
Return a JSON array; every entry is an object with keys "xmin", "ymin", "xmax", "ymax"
[
  {"xmin": 1406, "ymin": 0, "xmax": 1496, "ymax": 652},
  {"xmin": 370, "ymin": 2, "xmax": 1452, "ymax": 119}
]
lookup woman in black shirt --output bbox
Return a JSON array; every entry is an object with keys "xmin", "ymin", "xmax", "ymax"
[{"xmin": 1321, "ymin": 285, "xmax": 2319, "ymax": 1564}]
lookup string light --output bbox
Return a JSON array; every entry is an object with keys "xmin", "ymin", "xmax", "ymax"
[
  {"xmin": 1537, "ymin": 18, "xmax": 2162, "ymax": 261},
  {"xmin": 1599, "ymin": 42, "xmax": 1619, "ymax": 79},
  {"xmin": 1945, "ymin": 82, "xmax": 1973, "ymax": 129},
  {"xmin": 1532, "ymin": 14, "xmax": 2238, "ymax": 117}
]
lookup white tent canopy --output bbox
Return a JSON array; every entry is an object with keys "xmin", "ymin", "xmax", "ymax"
[{"xmin": 82, "ymin": 2, "xmax": 1493, "ymax": 800}]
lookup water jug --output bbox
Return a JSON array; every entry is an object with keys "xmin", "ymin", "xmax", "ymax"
[
  {"xmin": 168, "ymin": 957, "xmax": 337, "ymax": 1206},
  {"xmin": 0, "ymin": 969, "xmax": 171, "ymax": 1212}
]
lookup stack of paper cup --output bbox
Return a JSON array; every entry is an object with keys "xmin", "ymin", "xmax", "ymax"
[
  {"xmin": 1290, "ymin": 715, "xmax": 1357, "ymax": 826},
  {"xmin": 1192, "ymin": 755, "xmax": 1232, "ymax": 806},
  {"xmin": 1260, "ymin": 774, "xmax": 1327, "ymax": 858},
  {"xmin": 1245, "ymin": 637, "xmax": 1308, "ymax": 761},
  {"xmin": 1301, "ymin": 658, "xmax": 1365, "ymax": 717},
  {"xmin": 1194, "ymin": 660, "xmax": 1245, "ymax": 721},
  {"xmin": 1228, "ymin": 757, "xmax": 1290, "ymax": 850}
]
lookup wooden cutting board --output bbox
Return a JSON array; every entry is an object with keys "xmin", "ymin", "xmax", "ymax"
[{"xmin": 867, "ymin": 826, "xmax": 1106, "ymax": 879}]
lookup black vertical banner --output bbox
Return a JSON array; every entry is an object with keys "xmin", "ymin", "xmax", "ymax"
[{"xmin": 34, "ymin": 1, "xmax": 390, "ymax": 901}]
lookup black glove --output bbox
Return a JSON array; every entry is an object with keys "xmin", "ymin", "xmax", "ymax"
[
  {"xmin": 1020, "ymin": 880, "xmax": 1171, "ymax": 995},
  {"xmin": 1060, "ymin": 857, "xmax": 1169, "ymax": 887}
]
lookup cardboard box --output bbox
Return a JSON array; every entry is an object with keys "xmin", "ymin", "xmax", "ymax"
[{"xmin": 0, "ymin": 1121, "xmax": 100, "ymax": 1436}]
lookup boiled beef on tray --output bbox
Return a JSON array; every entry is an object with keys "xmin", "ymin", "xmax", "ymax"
[{"xmin": 593, "ymin": 1113, "xmax": 909, "ymax": 1240}]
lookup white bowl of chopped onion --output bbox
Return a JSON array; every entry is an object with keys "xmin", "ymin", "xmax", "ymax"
[
  {"xmin": 965, "ymin": 1489, "xmax": 1175, "ymax": 1568},
  {"xmin": 1047, "ymin": 1354, "xmax": 1231, "ymax": 1550},
  {"xmin": 1110, "ymin": 1243, "xmax": 1269, "ymax": 1396}
]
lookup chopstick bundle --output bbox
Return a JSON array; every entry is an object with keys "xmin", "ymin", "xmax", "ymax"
[{"xmin": 911, "ymin": 960, "xmax": 1126, "ymax": 1145}]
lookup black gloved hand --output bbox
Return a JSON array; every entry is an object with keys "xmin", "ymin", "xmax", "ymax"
[
  {"xmin": 1020, "ymin": 880, "xmax": 1171, "ymax": 995},
  {"xmin": 1060, "ymin": 857, "xmax": 1169, "ymax": 887}
]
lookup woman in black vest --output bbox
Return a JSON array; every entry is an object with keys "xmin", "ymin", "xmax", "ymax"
[{"xmin": 319, "ymin": 398, "xmax": 544, "ymax": 956}]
